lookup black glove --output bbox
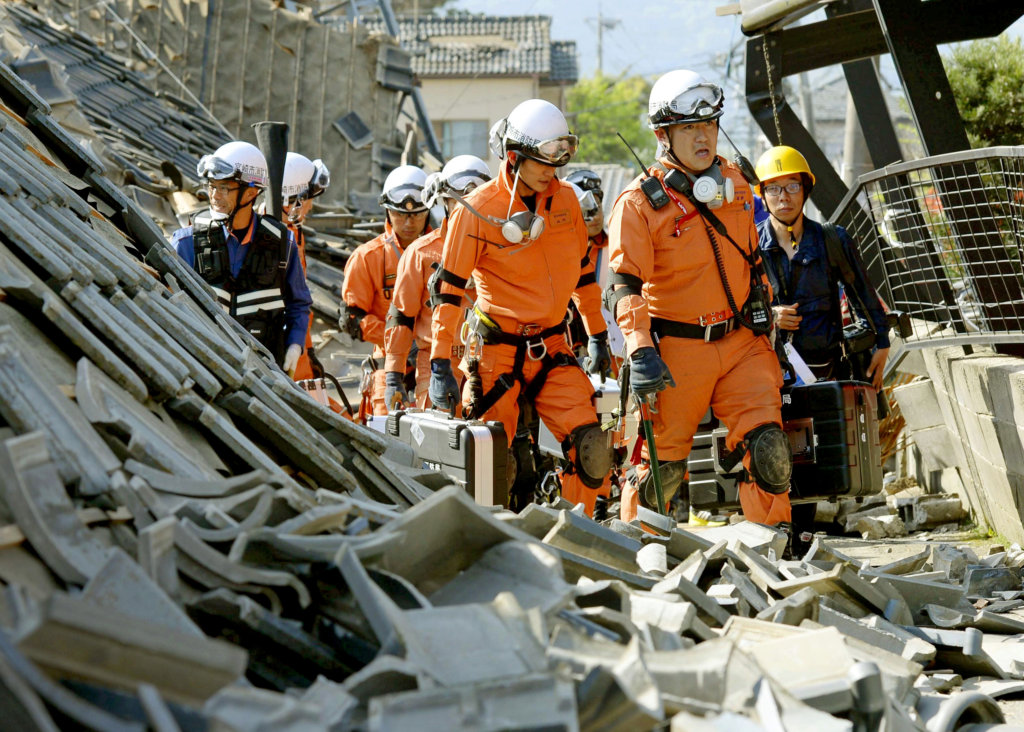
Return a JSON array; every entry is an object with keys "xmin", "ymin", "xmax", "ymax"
[
  {"xmin": 629, "ymin": 347, "xmax": 675, "ymax": 398},
  {"xmin": 340, "ymin": 305, "xmax": 364, "ymax": 341},
  {"xmin": 428, "ymin": 358, "xmax": 460, "ymax": 411},
  {"xmin": 583, "ymin": 332, "xmax": 612, "ymax": 377},
  {"xmin": 384, "ymin": 371, "xmax": 409, "ymax": 412}
]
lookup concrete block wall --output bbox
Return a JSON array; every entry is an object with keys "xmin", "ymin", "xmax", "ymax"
[{"xmin": 895, "ymin": 345, "xmax": 1024, "ymax": 544}]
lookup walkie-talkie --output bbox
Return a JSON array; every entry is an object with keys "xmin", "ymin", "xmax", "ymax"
[{"xmin": 617, "ymin": 132, "xmax": 670, "ymax": 210}]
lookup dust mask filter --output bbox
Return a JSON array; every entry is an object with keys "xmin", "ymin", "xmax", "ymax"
[
  {"xmin": 501, "ymin": 210, "xmax": 545, "ymax": 244},
  {"xmin": 691, "ymin": 163, "xmax": 735, "ymax": 209}
]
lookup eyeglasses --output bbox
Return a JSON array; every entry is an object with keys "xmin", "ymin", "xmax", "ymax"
[
  {"xmin": 207, "ymin": 182, "xmax": 241, "ymax": 194},
  {"xmin": 390, "ymin": 209, "xmax": 429, "ymax": 220},
  {"xmin": 763, "ymin": 181, "xmax": 803, "ymax": 197}
]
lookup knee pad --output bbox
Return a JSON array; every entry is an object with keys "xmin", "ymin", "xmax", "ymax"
[
  {"xmin": 746, "ymin": 423, "xmax": 792, "ymax": 494},
  {"xmin": 637, "ymin": 460, "xmax": 687, "ymax": 510},
  {"xmin": 566, "ymin": 422, "xmax": 613, "ymax": 489}
]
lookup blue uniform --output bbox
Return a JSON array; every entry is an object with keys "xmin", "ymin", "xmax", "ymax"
[
  {"xmin": 171, "ymin": 215, "xmax": 312, "ymax": 348},
  {"xmin": 758, "ymin": 217, "xmax": 889, "ymax": 360}
]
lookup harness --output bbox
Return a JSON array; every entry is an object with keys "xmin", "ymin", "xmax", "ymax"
[
  {"xmin": 604, "ymin": 165, "xmax": 770, "ymax": 342},
  {"xmin": 193, "ymin": 214, "xmax": 290, "ymax": 360},
  {"xmin": 461, "ymin": 306, "xmax": 575, "ymax": 420}
]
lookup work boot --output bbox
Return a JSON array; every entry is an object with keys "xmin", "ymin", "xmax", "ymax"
[{"xmin": 637, "ymin": 460, "xmax": 687, "ymax": 511}]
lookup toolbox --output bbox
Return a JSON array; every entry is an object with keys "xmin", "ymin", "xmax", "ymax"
[
  {"xmin": 373, "ymin": 409, "xmax": 509, "ymax": 507},
  {"xmin": 688, "ymin": 380, "xmax": 882, "ymax": 509}
]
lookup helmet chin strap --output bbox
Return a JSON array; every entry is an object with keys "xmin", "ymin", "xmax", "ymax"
[
  {"xmin": 770, "ymin": 208, "xmax": 803, "ymax": 248},
  {"xmin": 222, "ymin": 183, "xmax": 255, "ymax": 230},
  {"xmin": 666, "ymin": 146, "xmax": 714, "ymax": 177}
]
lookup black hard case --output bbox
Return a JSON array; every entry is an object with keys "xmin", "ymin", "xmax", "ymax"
[
  {"xmin": 688, "ymin": 380, "xmax": 881, "ymax": 509},
  {"xmin": 384, "ymin": 409, "xmax": 509, "ymax": 507}
]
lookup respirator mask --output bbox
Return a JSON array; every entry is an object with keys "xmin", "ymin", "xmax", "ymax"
[
  {"xmin": 447, "ymin": 163, "xmax": 546, "ymax": 246},
  {"xmin": 665, "ymin": 159, "xmax": 734, "ymax": 209}
]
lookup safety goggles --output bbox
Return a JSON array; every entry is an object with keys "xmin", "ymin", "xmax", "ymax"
[
  {"xmin": 309, "ymin": 159, "xmax": 330, "ymax": 198},
  {"xmin": 196, "ymin": 155, "xmax": 237, "ymax": 181},
  {"xmin": 578, "ymin": 190, "xmax": 600, "ymax": 221},
  {"xmin": 380, "ymin": 184, "xmax": 427, "ymax": 213},
  {"xmin": 654, "ymin": 84, "xmax": 725, "ymax": 127},
  {"xmin": 530, "ymin": 135, "xmax": 579, "ymax": 166},
  {"xmin": 572, "ymin": 173, "xmax": 603, "ymax": 196},
  {"xmin": 762, "ymin": 181, "xmax": 803, "ymax": 197},
  {"xmin": 445, "ymin": 168, "xmax": 491, "ymax": 194}
]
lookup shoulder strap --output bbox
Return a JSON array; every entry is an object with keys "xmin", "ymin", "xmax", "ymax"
[
  {"xmin": 822, "ymin": 222, "xmax": 876, "ymax": 333},
  {"xmin": 822, "ymin": 222, "xmax": 856, "ymax": 288}
]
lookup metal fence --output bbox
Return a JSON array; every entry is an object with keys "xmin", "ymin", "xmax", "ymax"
[{"xmin": 832, "ymin": 146, "xmax": 1024, "ymax": 353}]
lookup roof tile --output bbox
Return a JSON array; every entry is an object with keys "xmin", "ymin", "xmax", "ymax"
[{"xmin": 362, "ymin": 13, "xmax": 576, "ymax": 82}]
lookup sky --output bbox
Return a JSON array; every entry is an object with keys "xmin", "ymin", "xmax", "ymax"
[
  {"xmin": 446, "ymin": 0, "xmax": 1024, "ymax": 82},
  {"xmin": 447, "ymin": 0, "xmax": 737, "ymax": 81},
  {"xmin": 444, "ymin": 0, "xmax": 1024, "ymax": 155}
]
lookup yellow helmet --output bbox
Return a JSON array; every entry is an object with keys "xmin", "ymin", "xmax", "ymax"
[{"xmin": 754, "ymin": 145, "xmax": 815, "ymax": 194}]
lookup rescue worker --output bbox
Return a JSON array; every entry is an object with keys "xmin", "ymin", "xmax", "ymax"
[
  {"xmin": 383, "ymin": 156, "xmax": 491, "ymax": 409},
  {"xmin": 280, "ymin": 152, "xmax": 330, "ymax": 381},
  {"xmin": 429, "ymin": 99, "xmax": 613, "ymax": 512},
  {"xmin": 606, "ymin": 70, "xmax": 793, "ymax": 532},
  {"xmin": 341, "ymin": 165, "xmax": 430, "ymax": 416},
  {"xmin": 755, "ymin": 145, "xmax": 890, "ymax": 389},
  {"xmin": 566, "ymin": 174, "xmax": 618, "ymax": 374},
  {"xmin": 172, "ymin": 140, "xmax": 312, "ymax": 374}
]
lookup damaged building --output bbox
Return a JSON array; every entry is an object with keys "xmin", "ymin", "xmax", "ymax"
[{"xmin": 0, "ymin": 1, "xmax": 1022, "ymax": 731}]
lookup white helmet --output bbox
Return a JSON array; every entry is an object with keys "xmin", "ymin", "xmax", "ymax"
[
  {"xmin": 489, "ymin": 99, "xmax": 577, "ymax": 167},
  {"xmin": 567, "ymin": 180, "xmax": 600, "ymax": 222},
  {"xmin": 281, "ymin": 153, "xmax": 331, "ymax": 204},
  {"xmin": 197, "ymin": 140, "xmax": 268, "ymax": 188},
  {"xmin": 425, "ymin": 155, "xmax": 492, "ymax": 208},
  {"xmin": 648, "ymin": 69, "xmax": 725, "ymax": 129},
  {"xmin": 380, "ymin": 165, "xmax": 429, "ymax": 213}
]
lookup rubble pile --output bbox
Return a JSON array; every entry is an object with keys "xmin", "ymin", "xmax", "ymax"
[
  {"xmin": 821, "ymin": 482, "xmax": 969, "ymax": 541},
  {"xmin": 0, "ymin": 3, "xmax": 229, "ymax": 227},
  {"xmin": 0, "ymin": 55, "xmax": 1023, "ymax": 731}
]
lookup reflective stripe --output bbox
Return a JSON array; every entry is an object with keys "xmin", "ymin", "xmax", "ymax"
[
  {"xmin": 211, "ymin": 286, "xmax": 232, "ymax": 312},
  {"xmin": 235, "ymin": 300, "xmax": 285, "ymax": 315},
  {"xmin": 236, "ymin": 288, "xmax": 282, "ymax": 303},
  {"xmin": 212, "ymin": 286, "xmax": 232, "ymax": 302}
]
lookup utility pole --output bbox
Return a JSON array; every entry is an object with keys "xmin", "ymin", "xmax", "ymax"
[{"xmin": 588, "ymin": 5, "xmax": 621, "ymax": 75}]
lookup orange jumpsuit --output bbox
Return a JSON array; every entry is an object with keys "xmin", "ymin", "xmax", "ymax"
[
  {"xmin": 573, "ymin": 230, "xmax": 610, "ymax": 344},
  {"xmin": 608, "ymin": 156, "xmax": 790, "ymax": 525},
  {"xmin": 431, "ymin": 162, "xmax": 607, "ymax": 509},
  {"xmin": 288, "ymin": 224, "xmax": 316, "ymax": 381},
  {"xmin": 384, "ymin": 224, "xmax": 474, "ymax": 407},
  {"xmin": 341, "ymin": 220, "xmax": 404, "ymax": 416}
]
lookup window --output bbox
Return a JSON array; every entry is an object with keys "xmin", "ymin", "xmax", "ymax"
[{"xmin": 435, "ymin": 120, "xmax": 489, "ymax": 159}]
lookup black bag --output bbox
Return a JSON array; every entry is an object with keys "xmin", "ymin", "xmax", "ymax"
[
  {"xmin": 822, "ymin": 223, "xmax": 878, "ymax": 357},
  {"xmin": 842, "ymin": 320, "xmax": 876, "ymax": 354}
]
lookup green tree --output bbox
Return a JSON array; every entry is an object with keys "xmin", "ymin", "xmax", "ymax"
[
  {"xmin": 944, "ymin": 35, "xmax": 1024, "ymax": 148},
  {"xmin": 566, "ymin": 73, "xmax": 654, "ymax": 168}
]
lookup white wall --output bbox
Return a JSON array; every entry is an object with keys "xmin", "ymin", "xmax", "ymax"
[{"xmin": 420, "ymin": 76, "xmax": 538, "ymax": 173}]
